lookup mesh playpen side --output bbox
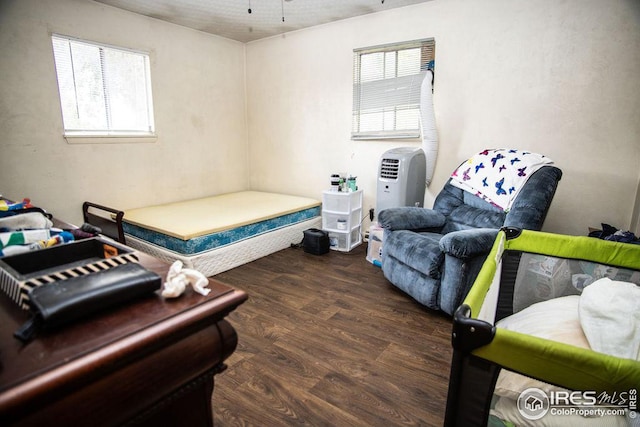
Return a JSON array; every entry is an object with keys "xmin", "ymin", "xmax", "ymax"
[{"xmin": 445, "ymin": 228, "xmax": 640, "ymax": 427}]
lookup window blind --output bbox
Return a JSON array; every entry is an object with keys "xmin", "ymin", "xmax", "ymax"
[
  {"xmin": 352, "ymin": 39, "xmax": 435, "ymax": 140},
  {"xmin": 51, "ymin": 34, "xmax": 155, "ymax": 137}
]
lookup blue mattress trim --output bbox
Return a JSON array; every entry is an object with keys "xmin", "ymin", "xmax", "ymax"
[{"xmin": 122, "ymin": 206, "xmax": 321, "ymax": 255}]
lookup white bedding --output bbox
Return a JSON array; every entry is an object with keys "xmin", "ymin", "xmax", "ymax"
[
  {"xmin": 579, "ymin": 277, "xmax": 640, "ymax": 360},
  {"xmin": 490, "ymin": 279, "xmax": 640, "ymax": 427}
]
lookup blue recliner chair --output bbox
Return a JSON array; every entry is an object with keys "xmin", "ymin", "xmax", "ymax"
[{"xmin": 378, "ymin": 162, "xmax": 562, "ymax": 315}]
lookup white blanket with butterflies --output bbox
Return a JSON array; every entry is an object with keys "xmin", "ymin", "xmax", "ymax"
[{"xmin": 450, "ymin": 148, "xmax": 553, "ymax": 211}]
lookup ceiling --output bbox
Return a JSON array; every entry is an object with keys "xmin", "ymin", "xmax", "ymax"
[{"xmin": 94, "ymin": 0, "xmax": 432, "ymax": 43}]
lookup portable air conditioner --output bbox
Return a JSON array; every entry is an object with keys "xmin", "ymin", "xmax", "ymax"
[{"xmin": 376, "ymin": 147, "xmax": 426, "ymax": 216}]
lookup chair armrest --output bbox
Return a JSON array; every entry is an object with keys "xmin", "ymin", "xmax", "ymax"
[
  {"xmin": 439, "ymin": 228, "xmax": 499, "ymax": 259},
  {"xmin": 378, "ymin": 207, "xmax": 446, "ymax": 231}
]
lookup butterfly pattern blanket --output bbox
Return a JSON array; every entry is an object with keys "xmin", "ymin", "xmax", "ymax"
[{"xmin": 450, "ymin": 149, "xmax": 553, "ymax": 211}]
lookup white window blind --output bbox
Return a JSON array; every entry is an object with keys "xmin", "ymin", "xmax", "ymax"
[
  {"xmin": 51, "ymin": 34, "xmax": 155, "ymax": 137},
  {"xmin": 352, "ymin": 39, "xmax": 435, "ymax": 140}
]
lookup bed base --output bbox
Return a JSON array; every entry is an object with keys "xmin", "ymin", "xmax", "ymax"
[{"xmin": 125, "ymin": 217, "xmax": 321, "ymax": 277}]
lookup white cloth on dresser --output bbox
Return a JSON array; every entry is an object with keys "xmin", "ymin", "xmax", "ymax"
[
  {"xmin": 162, "ymin": 260, "xmax": 210, "ymax": 298},
  {"xmin": 0, "ymin": 212, "xmax": 52, "ymax": 230}
]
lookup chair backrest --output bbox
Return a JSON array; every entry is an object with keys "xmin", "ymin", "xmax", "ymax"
[
  {"xmin": 434, "ymin": 165, "xmax": 562, "ymax": 234},
  {"xmin": 503, "ymin": 166, "xmax": 563, "ymax": 230},
  {"xmin": 82, "ymin": 201, "xmax": 126, "ymax": 244}
]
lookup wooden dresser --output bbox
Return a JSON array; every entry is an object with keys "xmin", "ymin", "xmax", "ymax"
[{"xmin": 0, "ymin": 249, "xmax": 247, "ymax": 426}]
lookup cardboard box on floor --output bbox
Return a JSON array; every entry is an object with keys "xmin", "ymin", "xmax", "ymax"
[{"xmin": 366, "ymin": 223, "xmax": 384, "ymax": 267}]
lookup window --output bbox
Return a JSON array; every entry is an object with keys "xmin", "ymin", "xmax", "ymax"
[
  {"xmin": 51, "ymin": 34, "xmax": 155, "ymax": 138},
  {"xmin": 352, "ymin": 39, "xmax": 435, "ymax": 140}
]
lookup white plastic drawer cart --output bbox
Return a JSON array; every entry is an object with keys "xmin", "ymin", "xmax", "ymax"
[{"xmin": 321, "ymin": 190, "xmax": 362, "ymax": 252}]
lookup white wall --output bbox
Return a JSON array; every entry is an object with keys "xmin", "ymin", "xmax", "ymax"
[
  {"xmin": 0, "ymin": 0, "xmax": 248, "ymax": 225},
  {"xmin": 1, "ymin": 0, "xmax": 639, "ymax": 237},
  {"xmin": 246, "ymin": 0, "xmax": 640, "ymax": 236}
]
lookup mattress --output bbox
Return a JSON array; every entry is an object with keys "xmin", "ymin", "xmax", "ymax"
[{"xmin": 122, "ymin": 191, "xmax": 321, "ymax": 256}]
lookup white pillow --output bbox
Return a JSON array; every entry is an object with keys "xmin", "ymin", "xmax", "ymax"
[
  {"xmin": 579, "ymin": 277, "xmax": 640, "ymax": 360},
  {"xmin": 492, "ymin": 295, "xmax": 633, "ymax": 426},
  {"xmin": 494, "ymin": 296, "xmax": 590, "ymax": 401}
]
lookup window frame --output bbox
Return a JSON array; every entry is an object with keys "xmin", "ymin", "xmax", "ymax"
[
  {"xmin": 352, "ymin": 38, "xmax": 435, "ymax": 141},
  {"xmin": 51, "ymin": 34, "xmax": 156, "ymax": 143}
]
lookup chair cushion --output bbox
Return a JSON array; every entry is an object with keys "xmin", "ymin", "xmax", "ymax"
[
  {"xmin": 383, "ymin": 230, "xmax": 444, "ymax": 279},
  {"xmin": 440, "ymin": 205, "xmax": 506, "ymax": 234},
  {"xmin": 378, "ymin": 207, "xmax": 445, "ymax": 231}
]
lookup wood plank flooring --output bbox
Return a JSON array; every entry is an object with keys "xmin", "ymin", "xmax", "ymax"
[{"xmin": 212, "ymin": 244, "xmax": 453, "ymax": 427}]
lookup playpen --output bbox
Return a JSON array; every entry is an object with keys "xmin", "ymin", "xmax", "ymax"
[{"xmin": 445, "ymin": 228, "xmax": 640, "ymax": 427}]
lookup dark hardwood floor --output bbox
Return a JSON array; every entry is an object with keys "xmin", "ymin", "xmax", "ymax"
[{"xmin": 212, "ymin": 244, "xmax": 453, "ymax": 427}]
